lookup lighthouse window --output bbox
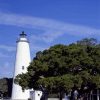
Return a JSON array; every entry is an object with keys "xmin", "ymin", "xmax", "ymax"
[{"xmin": 22, "ymin": 66, "xmax": 24, "ymax": 70}]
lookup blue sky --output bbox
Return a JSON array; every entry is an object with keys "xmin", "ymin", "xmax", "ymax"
[{"xmin": 0, "ymin": 0, "xmax": 99, "ymax": 78}]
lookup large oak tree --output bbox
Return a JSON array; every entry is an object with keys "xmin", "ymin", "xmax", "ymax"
[{"xmin": 15, "ymin": 38, "xmax": 100, "ymax": 99}]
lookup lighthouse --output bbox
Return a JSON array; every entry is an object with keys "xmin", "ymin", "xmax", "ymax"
[{"xmin": 12, "ymin": 32, "xmax": 31, "ymax": 100}]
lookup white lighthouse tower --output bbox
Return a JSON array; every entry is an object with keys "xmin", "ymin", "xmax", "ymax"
[{"xmin": 12, "ymin": 32, "xmax": 31, "ymax": 100}]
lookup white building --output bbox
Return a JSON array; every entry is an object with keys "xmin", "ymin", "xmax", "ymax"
[
  {"xmin": 12, "ymin": 32, "xmax": 31, "ymax": 100},
  {"xmin": 30, "ymin": 90, "xmax": 43, "ymax": 100}
]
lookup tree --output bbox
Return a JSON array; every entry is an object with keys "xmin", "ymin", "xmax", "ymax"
[
  {"xmin": 15, "ymin": 38, "xmax": 100, "ymax": 100},
  {"xmin": 0, "ymin": 78, "xmax": 8, "ymax": 97},
  {"xmin": 77, "ymin": 38, "xmax": 98, "ymax": 46},
  {"xmin": 7, "ymin": 78, "xmax": 13, "ymax": 97},
  {"xmin": 0, "ymin": 78, "xmax": 13, "ymax": 98}
]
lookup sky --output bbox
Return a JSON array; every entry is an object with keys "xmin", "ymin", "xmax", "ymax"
[{"xmin": 0, "ymin": 0, "xmax": 100, "ymax": 78}]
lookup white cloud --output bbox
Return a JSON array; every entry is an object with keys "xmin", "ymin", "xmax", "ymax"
[
  {"xmin": 0, "ymin": 12, "xmax": 100, "ymax": 53},
  {"xmin": 0, "ymin": 45, "xmax": 15, "ymax": 52},
  {"xmin": 0, "ymin": 12, "xmax": 99, "ymax": 78},
  {"xmin": 0, "ymin": 12, "xmax": 100, "ymax": 44},
  {"xmin": 0, "ymin": 52, "xmax": 9, "ymax": 58},
  {"xmin": 0, "ymin": 62, "xmax": 13, "ymax": 78},
  {"xmin": 30, "ymin": 43, "xmax": 47, "ymax": 52}
]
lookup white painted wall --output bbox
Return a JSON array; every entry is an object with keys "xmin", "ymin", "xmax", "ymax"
[
  {"xmin": 30, "ymin": 90, "xmax": 42, "ymax": 100},
  {"xmin": 12, "ymin": 35, "xmax": 31, "ymax": 100}
]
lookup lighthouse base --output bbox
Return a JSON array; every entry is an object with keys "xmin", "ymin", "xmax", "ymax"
[{"xmin": 12, "ymin": 84, "xmax": 30, "ymax": 100}]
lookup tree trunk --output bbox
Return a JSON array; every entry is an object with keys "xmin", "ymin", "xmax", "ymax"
[
  {"xmin": 97, "ymin": 89, "xmax": 99, "ymax": 100},
  {"xmin": 59, "ymin": 91, "xmax": 63, "ymax": 100}
]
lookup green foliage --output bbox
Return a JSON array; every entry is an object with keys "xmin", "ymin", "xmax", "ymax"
[
  {"xmin": 0, "ymin": 78, "xmax": 8, "ymax": 93},
  {"xmin": 90, "ymin": 75, "xmax": 100, "ymax": 88},
  {"xmin": 77, "ymin": 38, "xmax": 98, "ymax": 46},
  {"xmin": 0, "ymin": 78, "xmax": 13, "ymax": 97},
  {"xmin": 15, "ymin": 38, "xmax": 100, "ymax": 95},
  {"xmin": 15, "ymin": 73, "xmax": 31, "ymax": 90}
]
